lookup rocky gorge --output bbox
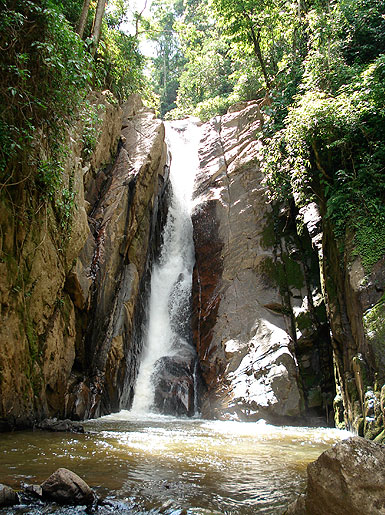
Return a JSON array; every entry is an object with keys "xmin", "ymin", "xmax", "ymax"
[
  {"xmin": 0, "ymin": 93, "xmax": 169, "ymax": 429},
  {"xmin": 1, "ymin": 91, "xmax": 385, "ymax": 512},
  {"xmin": 191, "ymin": 99, "xmax": 385, "ymax": 440},
  {"xmin": 1, "ymin": 92, "xmax": 385, "ymax": 436}
]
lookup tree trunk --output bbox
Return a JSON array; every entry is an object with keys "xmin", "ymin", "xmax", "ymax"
[
  {"xmin": 249, "ymin": 25, "xmax": 271, "ymax": 89},
  {"xmin": 91, "ymin": 0, "xmax": 106, "ymax": 57},
  {"xmin": 76, "ymin": 0, "xmax": 91, "ymax": 39}
]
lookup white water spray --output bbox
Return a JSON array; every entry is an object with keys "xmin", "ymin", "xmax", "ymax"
[{"xmin": 131, "ymin": 119, "xmax": 201, "ymax": 414}]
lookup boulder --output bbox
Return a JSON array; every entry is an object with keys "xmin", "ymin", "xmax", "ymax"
[
  {"xmin": 0, "ymin": 484, "xmax": 19, "ymax": 507},
  {"xmin": 152, "ymin": 352, "xmax": 197, "ymax": 416},
  {"xmin": 41, "ymin": 468, "xmax": 94, "ymax": 505},
  {"xmin": 286, "ymin": 436, "xmax": 385, "ymax": 514}
]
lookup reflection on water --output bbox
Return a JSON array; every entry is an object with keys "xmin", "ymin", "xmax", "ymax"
[{"xmin": 0, "ymin": 413, "xmax": 351, "ymax": 514}]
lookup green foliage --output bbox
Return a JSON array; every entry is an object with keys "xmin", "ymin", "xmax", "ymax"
[
  {"xmin": 35, "ymin": 141, "xmax": 76, "ymax": 233},
  {"xmin": 53, "ymin": 0, "xmax": 84, "ymax": 28},
  {"xmin": 0, "ymin": 0, "xmax": 151, "ymax": 242},
  {"xmin": 0, "ymin": 0, "xmax": 92, "ymax": 180},
  {"xmin": 339, "ymin": 0, "xmax": 385, "ymax": 65},
  {"xmin": 262, "ymin": 0, "xmax": 385, "ymax": 272},
  {"xmin": 80, "ymin": 101, "xmax": 104, "ymax": 158},
  {"xmin": 96, "ymin": 24, "xmax": 149, "ymax": 103},
  {"xmin": 145, "ymin": 0, "xmax": 186, "ymax": 116}
]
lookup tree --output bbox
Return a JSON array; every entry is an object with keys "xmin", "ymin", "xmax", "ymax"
[
  {"xmin": 91, "ymin": 0, "xmax": 106, "ymax": 56},
  {"xmin": 146, "ymin": 0, "xmax": 186, "ymax": 116},
  {"xmin": 77, "ymin": 0, "xmax": 91, "ymax": 38},
  {"xmin": 210, "ymin": 0, "xmax": 277, "ymax": 89}
]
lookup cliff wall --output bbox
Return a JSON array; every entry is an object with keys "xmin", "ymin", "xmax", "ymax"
[
  {"xmin": 192, "ymin": 100, "xmax": 385, "ymax": 436},
  {"xmin": 0, "ymin": 93, "xmax": 168, "ymax": 429},
  {"xmin": 192, "ymin": 102, "xmax": 334, "ymax": 423}
]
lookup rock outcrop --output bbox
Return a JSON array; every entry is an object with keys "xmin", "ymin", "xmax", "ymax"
[
  {"xmin": 192, "ymin": 98, "xmax": 385, "ymax": 435},
  {"xmin": 153, "ymin": 351, "xmax": 197, "ymax": 416},
  {"xmin": 65, "ymin": 95, "xmax": 169, "ymax": 420},
  {"xmin": 298, "ymin": 177, "xmax": 385, "ymax": 438},
  {"xmin": 286, "ymin": 436, "xmax": 385, "ymax": 514},
  {"xmin": 0, "ymin": 93, "xmax": 168, "ymax": 428},
  {"xmin": 192, "ymin": 101, "xmax": 334, "ymax": 422}
]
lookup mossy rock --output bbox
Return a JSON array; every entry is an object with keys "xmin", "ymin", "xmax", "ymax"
[
  {"xmin": 363, "ymin": 299, "xmax": 385, "ymax": 382},
  {"xmin": 374, "ymin": 429, "xmax": 385, "ymax": 443},
  {"xmin": 307, "ymin": 386, "xmax": 322, "ymax": 408},
  {"xmin": 333, "ymin": 393, "xmax": 345, "ymax": 429},
  {"xmin": 346, "ymin": 377, "xmax": 360, "ymax": 403},
  {"xmin": 256, "ymin": 254, "xmax": 305, "ymax": 291},
  {"xmin": 364, "ymin": 420, "xmax": 384, "ymax": 441},
  {"xmin": 296, "ymin": 311, "xmax": 314, "ymax": 332},
  {"xmin": 260, "ymin": 215, "xmax": 276, "ymax": 249}
]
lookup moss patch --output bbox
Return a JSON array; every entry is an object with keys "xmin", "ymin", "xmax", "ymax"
[
  {"xmin": 260, "ymin": 215, "xmax": 276, "ymax": 249},
  {"xmin": 296, "ymin": 311, "xmax": 313, "ymax": 332},
  {"xmin": 355, "ymin": 220, "xmax": 385, "ymax": 273},
  {"xmin": 363, "ymin": 298, "xmax": 385, "ymax": 381},
  {"xmin": 257, "ymin": 254, "xmax": 305, "ymax": 292}
]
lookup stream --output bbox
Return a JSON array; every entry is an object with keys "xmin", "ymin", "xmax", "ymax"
[{"xmin": 0, "ymin": 413, "xmax": 350, "ymax": 514}]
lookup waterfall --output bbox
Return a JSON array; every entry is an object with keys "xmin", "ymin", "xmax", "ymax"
[{"xmin": 131, "ymin": 119, "xmax": 201, "ymax": 415}]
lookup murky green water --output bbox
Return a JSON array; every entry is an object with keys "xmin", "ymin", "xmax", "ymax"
[{"xmin": 0, "ymin": 412, "xmax": 350, "ymax": 514}]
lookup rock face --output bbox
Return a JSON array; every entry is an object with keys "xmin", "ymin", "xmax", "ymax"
[
  {"xmin": 298, "ymin": 184, "xmax": 385, "ymax": 438},
  {"xmin": 0, "ymin": 93, "xmax": 168, "ymax": 428},
  {"xmin": 192, "ymin": 101, "xmax": 334, "ymax": 422},
  {"xmin": 65, "ymin": 95, "xmax": 169, "ymax": 420},
  {"xmin": 41, "ymin": 468, "xmax": 94, "ymax": 505},
  {"xmin": 0, "ymin": 484, "xmax": 19, "ymax": 507},
  {"xmin": 286, "ymin": 436, "xmax": 385, "ymax": 514}
]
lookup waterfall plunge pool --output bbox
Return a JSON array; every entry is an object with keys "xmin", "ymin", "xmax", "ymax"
[{"xmin": 0, "ymin": 413, "xmax": 350, "ymax": 514}]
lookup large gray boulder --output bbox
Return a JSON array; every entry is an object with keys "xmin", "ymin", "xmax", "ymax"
[
  {"xmin": 41, "ymin": 468, "xmax": 94, "ymax": 505},
  {"xmin": 286, "ymin": 436, "xmax": 385, "ymax": 514}
]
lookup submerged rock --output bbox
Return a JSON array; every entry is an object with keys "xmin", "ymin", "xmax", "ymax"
[
  {"xmin": 0, "ymin": 484, "xmax": 19, "ymax": 507},
  {"xmin": 41, "ymin": 468, "xmax": 94, "ymax": 505},
  {"xmin": 286, "ymin": 436, "xmax": 385, "ymax": 514}
]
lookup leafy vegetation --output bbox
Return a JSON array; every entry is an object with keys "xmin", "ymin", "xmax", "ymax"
[
  {"xmin": 1, "ymin": 0, "xmax": 384, "ymax": 275},
  {"xmin": 0, "ymin": 0, "xmax": 149, "ymax": 239},
  {"xmin": 261, "ymin": 0, "xmax": 385, "ymax": 271},
  {"xmin": 140, "ymin": 0, "xmax": 385, "ymax": 270}
]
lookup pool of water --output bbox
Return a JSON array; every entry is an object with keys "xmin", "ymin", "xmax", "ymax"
[{"xmin": 0, "ymin": 412, "xmax": 351, "ymax": 514}]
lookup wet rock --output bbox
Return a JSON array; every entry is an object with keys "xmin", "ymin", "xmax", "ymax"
[
  {"xmin": 0, "ymin": 91, "xmax": 121, "ymax": 428},
  {"xmin": 36, "ymin": 418, "xmax": 84, "ymax": 433},
  {"xmin": 153, "ymin": 352, "xmax": 197, "ymax": 416},
  {"xmin": 286, "ymin": 436, "xmax": 385, "ymax": 514},
  {"xmin": 0, "ymin": 90, "xmax": 169, "ymax": 428},
  {"xmin": 41, "ymin": 468, "xmax": 94, "ymax": 505},
  {"xmin": 192, "ymin": 99, "xmax": 335, "ymax": 423},
  {"xmin": 23, "ymin": 484, "xmax": 43, "ymax": 498},
  {"xmin": 0, "ymin": 484, "xmax": 19, "ymax": 507},
  {"xmin": 64, "ymin": 96, "xmax": 169, "ymax": 419}
]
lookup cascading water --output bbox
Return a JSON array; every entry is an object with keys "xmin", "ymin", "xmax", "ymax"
[{"xmin": 131, "ymin": 119, "xmax": 201, "ymax": 416}]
